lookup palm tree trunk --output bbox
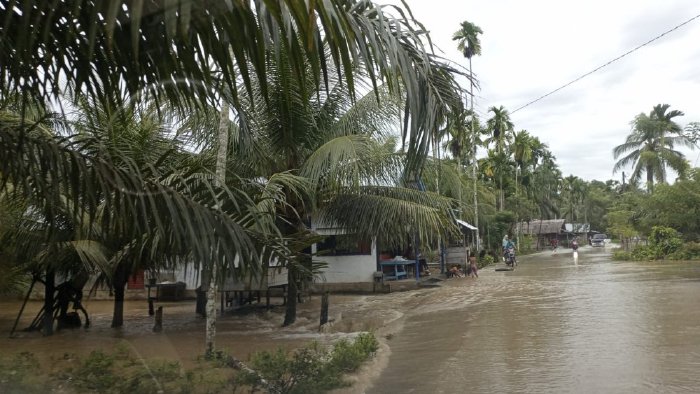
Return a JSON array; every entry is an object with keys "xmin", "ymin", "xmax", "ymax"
[
  {"xmin": 111, "ymin": 262, "xmax": 128, "ymax": 328},
  {"xmin": 470, "ymin": 56, "xmax": 480, "ymax": 251},
  {"xmin": 646, "ymin": 164, "xmax": 654, "ymax": 192},
  {"xmin": 283, "ymin": 269, "xmax": 298, "ymax": 326},
  {"xmin": 42, "ymin": 269, "xmax": 55, "ymax": 335},
  {"xmin": 499, "ymin": 173, "xmax": 504, "ymax": 211},
  {"xmin": 205, "ymin": 103, "xmax": 230, "ymax": 357}
]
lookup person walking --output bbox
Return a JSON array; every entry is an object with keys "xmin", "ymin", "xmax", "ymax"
[{"xmin": 469, "ymin": 252, "xmax": 478, "ymax": 278}]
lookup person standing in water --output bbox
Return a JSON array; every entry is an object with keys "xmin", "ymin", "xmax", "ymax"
[{"xmin": 469, "ymin": 252, "xmax": 478, "ymax": 278}]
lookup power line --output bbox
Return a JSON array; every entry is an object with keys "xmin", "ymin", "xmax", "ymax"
[{"xmin": 512, "ymin": 13, "xmax": 700, "ymax": 114}]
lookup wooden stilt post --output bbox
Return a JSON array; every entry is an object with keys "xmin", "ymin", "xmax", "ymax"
[
  {"xmin": 10, "ymin": 277, "xmax": 36, "ymax": 337},
  {"xmin": 320, "ymin": 291, "xmax": 329, "ymax": 327},
  {"xmin": 153, "ymin": 306, "xmax": 163, "ymax": 332}
]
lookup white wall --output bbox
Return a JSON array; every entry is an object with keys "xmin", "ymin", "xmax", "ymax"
[{"xmin": 313, "ymin": 239, "xmax": 378, "ymax": 283}]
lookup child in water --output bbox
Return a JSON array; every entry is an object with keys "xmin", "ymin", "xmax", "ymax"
[{"xmin": 469, "ymin": 252, "xmax": 478, "ymax": 278}]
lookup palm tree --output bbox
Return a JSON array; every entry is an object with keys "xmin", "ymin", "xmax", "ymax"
[
  {"xmin": 485, "ymin": 106, "xmax": 515, "ymax": 210},
  {"xmin": 529, "ymin": 150, "xmax": 562, "ymax": 221},
  {"xmin": 613, "ymin": 104, "xmax": 694, "ymax": 192},
  {"xmin": 453, "ymin": 20, "xmax": 483, "ymax": 250},
  {"xmin": 486, "ymin": 106, "xmax": 515, "ymax": 153},
  {"xmin": 1, "ymin": 0, "xmax": 465, "ymax": 176},
  {"xmin": 1, "ymin": 0, "xmax": 466, "ymax": 356},
  {"xmin": 193, "ymin": 48, "xmax": 459, "ymax": 326},
  {"xmin": 561, "ymin": 175, "xmax": 586, "ymax": 222}
]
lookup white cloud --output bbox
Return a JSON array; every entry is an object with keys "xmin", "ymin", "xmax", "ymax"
[{"xmin": 392, "ymin": 0, "xmax": 700, "ymax": 181}]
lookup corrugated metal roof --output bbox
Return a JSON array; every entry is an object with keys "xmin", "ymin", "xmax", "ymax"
[{"xmin": 456, "ymin": 219, "xmax": 477, "ymax": 230}]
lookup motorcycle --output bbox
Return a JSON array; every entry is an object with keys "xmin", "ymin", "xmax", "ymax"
[{"xmin": 505, "ymin": 247, "xmax": 517, "ymax": 268}]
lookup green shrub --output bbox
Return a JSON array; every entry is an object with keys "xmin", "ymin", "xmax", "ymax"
[
  {"xmin": 668, "ymin": 242, "xmax": 700, "ymax": 260},
  {"xmin": 649, "ymin": 226, "xmax": 683, "ymax": 258},
  {"xmin": 612, "ymin": 250, "xmax": 633, "ymax": 261},
  {"xmin": 481, "ymin": 254, "xmax": 495, "ymax": 266},
  {"xmin": 238, "ymin": 333, "xmax": 378, "ymax": 394},
  {"xmin": 329, "ymin": 333, "xmax": 378, "ymax": 372}
]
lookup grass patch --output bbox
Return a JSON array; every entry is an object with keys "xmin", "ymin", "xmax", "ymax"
[{"xmin": 1, "ymin": 334, "xmax": 379, "ymax": 394}]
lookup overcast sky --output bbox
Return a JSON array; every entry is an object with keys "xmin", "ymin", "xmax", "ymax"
[{"xmin": 393, "ymin": 0, "xmax": 700, "ymax": 182}]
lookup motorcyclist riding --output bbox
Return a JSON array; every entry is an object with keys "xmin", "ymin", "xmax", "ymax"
[{"xmin": 503, "ymin": 235, "xmax": 516, "ymax": 267}]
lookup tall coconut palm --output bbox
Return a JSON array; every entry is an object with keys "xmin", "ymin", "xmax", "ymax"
[
  {"xmin": 485, "ymin": 106, "xmax": 515, "ymax": 210},
  {"xmin": 453, "ymin": 20, "xmax": 483, "ymax": 250},
  {"xmin": 613, "ymin": 104, "xmax": 694, "ymax": 192}
]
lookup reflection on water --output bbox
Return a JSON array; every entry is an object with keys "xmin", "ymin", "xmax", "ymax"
[{"xmin": 369, "ymin": 247, "xmax": 700, "ymax": 393}]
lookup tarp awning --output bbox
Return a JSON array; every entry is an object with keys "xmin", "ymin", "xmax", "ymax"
[{"xmin": 456, "ymin": 219, "xmax": 477, "ymax": 230}]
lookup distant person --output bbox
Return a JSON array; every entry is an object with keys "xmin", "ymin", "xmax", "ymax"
[
  {"xmin": 469, "ymin": 252, "xmax": 478, "ymax": 278},
  {"xmin": 448, "ymin": 265, "xmax": 464, "ymax": 278},
  {"xmin": 572, "ymin": 238, "xmax": 579, "ymax": 264}
]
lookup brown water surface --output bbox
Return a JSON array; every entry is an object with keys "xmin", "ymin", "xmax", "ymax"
[
  {"xmin": 368, "ymin": 246, "xmax": 700, "ymax": 393},
  {"xmin": 2, "ymin": 246, "xmax": 700, "ymax": 394}
]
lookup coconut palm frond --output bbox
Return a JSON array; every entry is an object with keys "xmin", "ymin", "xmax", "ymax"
[
  {"xmin": 613, "ymin": 150, "xmax": 641, "ymax": 173},
  {"xmin": 0, "ymin": 123, "xmax": 264, "ymax": 271},
  {"xmin": 318, "ymin": 186, "xmax": 458, "ymax": 247},
  {"xmin": 65, "ymin": 240, "xmax": 112, "ymax": 275},
  {"xmin": 2, "ymin": 1, "xmax": 466, "ymax": 172},
  {"xmin": 301, "ymin": 134, "xmax": 401, "ymax": 188},
  {"xmin": 326, "ymin": 84, "xmax": 402, "ymax": 139}
]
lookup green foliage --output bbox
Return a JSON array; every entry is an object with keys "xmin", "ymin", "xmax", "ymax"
[
  {"xmin": 649, "ymin": 226, "xmax": 683, "ymax": 257},
  {"xmin": 640, "ymin": 171, "xmax": 700, "ymax": 241},
  {"xmin": 667, "ymin": 242, "xmax": 700, "ymax": 260},
  {"xmin": 618, "ymin": 226, "xmax": 685, "ymax": 261},
  {"xmin": 518, "ymin": 235, "xmax": 536, "ymax": 253},
  {"xmin": 24, "ymin": 347, "xmax": 228, "ymax": 394},
  {"xmin": 70, "ymin": 350, "xmax": 118, "ymax": 392},
  {"xmin": 630, "ymin": 245, "xmax": 658, "ymax": 261},
  {"xmin": 0, "ymin": 352, "xmax": 42, "ymax": 393},
  {"xmin": 330, "ymin": 333, "xmax": 379, "ymax": 372},
  {"xmin": 238, "ymin": 333, "xmax": 378, "ymax": 394},
  {"xmin": 484, "ymin": 210, "xmax": 515, "ymax": 251},
  {"xmin": 612, "ymin": 250, "xmax": 633, "ymax": 261},
  {"xmin": 481, "ymin": 254, "xmax": 495, "ymax": 265}
]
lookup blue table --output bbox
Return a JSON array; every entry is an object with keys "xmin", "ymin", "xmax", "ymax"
[{"xmin": 380, "ymin": 260, "xmax": 411, "ymax": 280}]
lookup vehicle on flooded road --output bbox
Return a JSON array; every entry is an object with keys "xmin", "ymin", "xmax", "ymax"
[{"xmin": 591, "ymin": 233, "xmax": 607, "ymax": 247}]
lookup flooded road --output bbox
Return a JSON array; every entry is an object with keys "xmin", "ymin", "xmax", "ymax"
[
  {"xmin": 2, "ymin": 245, "xmax": 700, "ymax": 393},
  {"xmin": 369, "ymin": 246, "xmax": 700, "ymax": 393}
]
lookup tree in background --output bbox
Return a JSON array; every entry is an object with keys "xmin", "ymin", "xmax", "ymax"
[
  {"xmin": 486, "ymin": 106, "xmax": 514, "ymax": 210},
  {"xmin": 453, "ymin": 20, "xmax": 484, "ymax": 250},
  {"xmin": 613, "ymin": 104, "xmax": 694, "ymax": 192}
]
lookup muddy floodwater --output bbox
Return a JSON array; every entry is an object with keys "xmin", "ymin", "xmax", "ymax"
[
  {"xmin": 368, "ymin": 246, "xmax": 700, "ymax": 393},
  {"xmin": 2, "ymin": 245, "xmax": 700, "ymax": 393}
]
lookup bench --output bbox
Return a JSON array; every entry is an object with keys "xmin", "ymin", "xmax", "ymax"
[{"xmin": 380, "ymin": 261, "xmax": 410, "ymax": 281}]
